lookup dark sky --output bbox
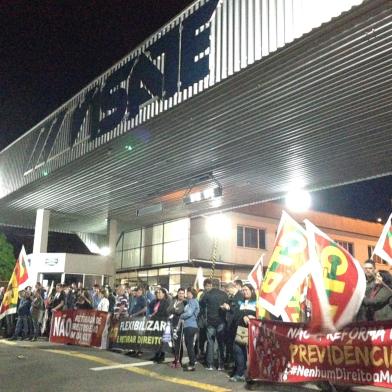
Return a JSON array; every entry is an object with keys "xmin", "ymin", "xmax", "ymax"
[{"xmin": 0, "ymin": 0, "xmax": 390, "ymax": 222}]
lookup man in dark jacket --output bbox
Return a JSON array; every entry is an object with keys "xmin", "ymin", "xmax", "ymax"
[
  {"xmin": 222, "ymin": 282, "xmax": 244, "ymax": 367},
  {"xmin": 356, "ymin": 259, "xmax": 377, "ymax": 321},
  {"xmin": 10, "ymin": 290, "xmax": 32, "ymax": 340},
  {"xmin": 200, "ymin": 279, "xmax": 228, "ymax": 370}
]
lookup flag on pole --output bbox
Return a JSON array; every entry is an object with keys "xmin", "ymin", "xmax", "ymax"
[
  {"xmin": 258, "ymin": 211, "xmax": 313, "ymax": 322},
  {"xmin": 15, "ymin": 246, "xmax": 29, "ymax": 287},
  {"xmin": 248, "ymin": 254, "xmax": 264, "ymax": 290},
  {"xmin": 373, "ymin": 213, "xmax": 392, "ymax": 265},
  {"xmin": 41, "ymin": 280, "xmax": 54, "ymax": 335},
  {"xmin": 0, "ymin": 266, "xmax": 19, "ymax": 320},
  {"xmin": 305, "ymin": 220, "xmax": 366, "ymax": 332},
  {"xmin": 194, "ymin": 267, "xmax": 205, "ymax": 291}
]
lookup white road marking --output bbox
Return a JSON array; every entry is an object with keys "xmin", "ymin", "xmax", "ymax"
[{"xmin": 90, "ymin": 360, "xmax": 159, "ymax": 370}]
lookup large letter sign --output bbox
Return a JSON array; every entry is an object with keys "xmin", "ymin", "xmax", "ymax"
[{"xmin": 24, "ymin": 0, "xmax": 219, "ymax": 174}]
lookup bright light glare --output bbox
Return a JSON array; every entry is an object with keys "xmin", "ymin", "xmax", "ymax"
[
  {"xmin": 99, "ymin": 247, "xmax": 111, "ymax": 256},
  {"xmin": 285, "ymin": 189, "xmax": 311, "ymax": 212},
  {"xmin": 203, "ymin": 188, "xmax": 215, "ymax": 199},
  {"xmin": 190, "ymin": 192, "xmax": 202, "ymax": 203},
  {"xmin": 206, "ymin": 214, "xmax": 231, "ymax": 239}
]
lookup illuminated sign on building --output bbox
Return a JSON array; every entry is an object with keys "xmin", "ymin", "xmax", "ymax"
[{"xmin": 24, "ymin": 0, "xmax": 219, "ymax": 174}]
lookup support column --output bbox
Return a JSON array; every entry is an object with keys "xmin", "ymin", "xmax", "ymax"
[
  {"xmin": 33, "ymin": 208, "xmax": 50, "ymax": 254},
  {"xmin": 107, "ymin": 219, "xmax": 118, "ymax": 286}
]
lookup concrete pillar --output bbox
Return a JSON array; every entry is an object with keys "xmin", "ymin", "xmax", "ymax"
[
  {"xmin": 107, "ymin": 219, "xmax": 118, "ymax": 285},
  {"xmin": 33, "ymin": 208, "xmax": 50, "ymax": 254}
]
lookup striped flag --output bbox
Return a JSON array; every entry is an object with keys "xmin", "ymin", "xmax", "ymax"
[
  {"xmin": 373, "ymin": 213, "xmax": 392, "ymax": 265},
  {"xmin": 15, "ymin": 246, "xmax": 29, "ymax": 287},
  {"xmin": 258, "ymin": 211, "xmax": 312, "ymax": 322},
  {"xmin": 248, "ymin": 254, "xmax": 264, "ymax": 290},
  {"xmin": 0, "ymin": 246, "xmax": 30, "ymax": 319},
  {"xmin": 0, "ymin": 268, "xmax": 19, "ymax": 320},
  {"xmin": 305, "ymin": 220, "xmax": 366, "ymax": 332}
]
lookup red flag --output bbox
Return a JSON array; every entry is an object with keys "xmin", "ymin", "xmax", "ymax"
[
  {"xmin": 373, "ymin": 213, "xmax": 392, "ymax": 265},
  {"xmin": 248, "ymin": 254, "xmax": 264, "ymax": 290},
  {"xmin": 305, "ymin": 220, "xmax": 366, "ymax": 332},
  {"xmin": 258, "ymin": 211, "xmax": 312, "ymax": 321}
]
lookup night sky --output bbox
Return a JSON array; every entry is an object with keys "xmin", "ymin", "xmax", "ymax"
[{"xmin": 0, "ymin": 1, "xmax": 390, "ymax": 222}]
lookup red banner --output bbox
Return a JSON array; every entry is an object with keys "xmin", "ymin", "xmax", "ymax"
[
  {"xmin": 49, "ymin": 309, "xmax": 111, "ymax": 349},
  {"xmin": 248, "ymin": 319, "xmax": 392, "ymax": 388}
]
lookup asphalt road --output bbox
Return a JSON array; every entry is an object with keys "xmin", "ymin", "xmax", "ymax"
[{"xmin": 0, "ymin": 339, "xmax": 389, "ymax": 392}]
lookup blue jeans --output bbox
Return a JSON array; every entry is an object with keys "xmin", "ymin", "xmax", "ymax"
[
  {"xmin": 233, "ymin": 342, "xmax": 247, "ymax": 376},
  {"xmin": 206, "ymin": 323, "xmax": 226, "ymax": 368},
  {"xmin": 14, "ymin": 316, "xmax": 29, "ymax": 338}
]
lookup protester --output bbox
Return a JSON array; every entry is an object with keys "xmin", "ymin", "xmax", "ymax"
[
  {"xmin": 34, "ymin": 282, "xmax": 46, "ymax": 299},
  {"xmin": 113, "ymin": 285, "xmax": 129, "ymax": 319},
  {"xmin": 362, "ymin": 270, "xmax": 392, "ymax": 321},
  {"xmin": 49, "ymin": 283, "xmax": 65, "ymax": 313},
  {"xmin": 129, "ymin": 287, "xmax": 147, "ymax": 317},
  {"xmin": 107, "ymin": 286, "xmax": 116, "ymax": 314},
  {"xmin": 9, "ymin": 290, "xmax": 31, "ymax": 340},
  {"xmin": 229, "ymin": 283, "xmax": 256, "ymax": 382},
  {"xmin": 149, "ymin": 287, "xmax": 171, "ymax": 363},
  {"xmin": 75, "ymin": 289, "xmax": 93, "ymax": 309},
  {"xmin": 97, "ymin": 288, "xmax": 109, "ymax": 312},
  {"xmin": 144, "ymin": 284, "xmax": 155, "ymax": 316},
  {"xmin": 63, "ymin": 284, "xmax": 76, "ymax": 310},
  {"xmin": 357, "ymin": 259, "xmax": 377, "ymax": 321},
  {"xmin": 30, "ymin": 289, "xmax": 44, "ymax": 341},
  {"xmin": 91, "ymin": 284, "xmax": 101, "ymax": 309},
  {"xmin": 168, "ymin": 288, "xmax": 186, "ymax": 368},
  {"xmin": 222, "ymin": 281, "xmax": 244, "ymax": 369},
  {"xmin": 181, "ymin": 287, "xmax": 200, "ymax": 372},
  {"xmin": 200, "ymin": 278, "xmax": 228, "ymax": 371}
]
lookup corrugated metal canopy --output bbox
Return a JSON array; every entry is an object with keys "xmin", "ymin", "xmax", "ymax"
[{"xmin": 0, "ymin": 0, "xmax": 391, "ymax": 234}]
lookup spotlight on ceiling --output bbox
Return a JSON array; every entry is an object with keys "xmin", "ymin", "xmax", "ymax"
[
  {"xmin": 136, "ymin": 203, "xmax": 163, "ymax": 217},
  {"xmin": 184, "ymin": 186, "xmax": 222, "ymax": 205},
  {"xmin": 183, "ymin": 173, "xmax": 223, "ymax": 205}
]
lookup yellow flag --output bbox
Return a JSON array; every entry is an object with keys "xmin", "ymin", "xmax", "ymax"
[{"xmin": 0, "ymin": 265, "xmax": 19, "ymax": 319}]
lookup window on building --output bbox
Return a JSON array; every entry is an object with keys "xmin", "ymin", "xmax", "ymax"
[
  {"xmin": 368, "ymin": 245, "xmax": 385, "ymax": 264},
  {"xmin": 237, "ymin": 226, "xmax": 266, "ymax": 249},
  {"xmin": 335, "ymin": 240, "xmax": 354, "ymax": 256},
  {"xmin": 117, "ymin": 218, "xmax": 190, "ymax": 270}
]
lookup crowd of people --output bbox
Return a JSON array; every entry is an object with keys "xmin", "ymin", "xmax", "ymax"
[{"xmin": 1, "ymin": 258, "xmax": 392, "ymax": 386}]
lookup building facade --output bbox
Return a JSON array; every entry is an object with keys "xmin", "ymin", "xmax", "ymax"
[{"xmin": 115, "ymin": 202, "xmax": 385, "ymax": 291}]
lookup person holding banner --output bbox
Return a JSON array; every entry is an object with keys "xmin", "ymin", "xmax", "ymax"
[
  {"xmin": 181, "ymin": 287, "xmax": 200, "ymax": 372},
  {"xmin": 49, "ymin": 284, "xmax": 65, "ymax": 313},
  {"xmin": 230, "ymin": 284, "xmax": 256, "ymax": 383}
]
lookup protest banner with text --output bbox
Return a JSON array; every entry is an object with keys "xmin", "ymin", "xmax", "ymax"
[
  {"xmin": 248, "ymin": 319, "xmax": 392, "ymax": 388},
  {"xmin": 109, "ymin": 316, "xmax": 167, "ymax": 351},
  {"xmin": 49, "ymin": 309, "xmax": 111, "ymax": 349}
]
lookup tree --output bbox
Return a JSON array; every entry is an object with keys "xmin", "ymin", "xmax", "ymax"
[{"xmin": 0, "ymin": 232, "xmax": 15, "ymax": 281}]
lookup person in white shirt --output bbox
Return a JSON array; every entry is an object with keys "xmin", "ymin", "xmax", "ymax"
[{"xmin": 97, "ymin": 289, "xmax": 110, "ymax": 312}]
